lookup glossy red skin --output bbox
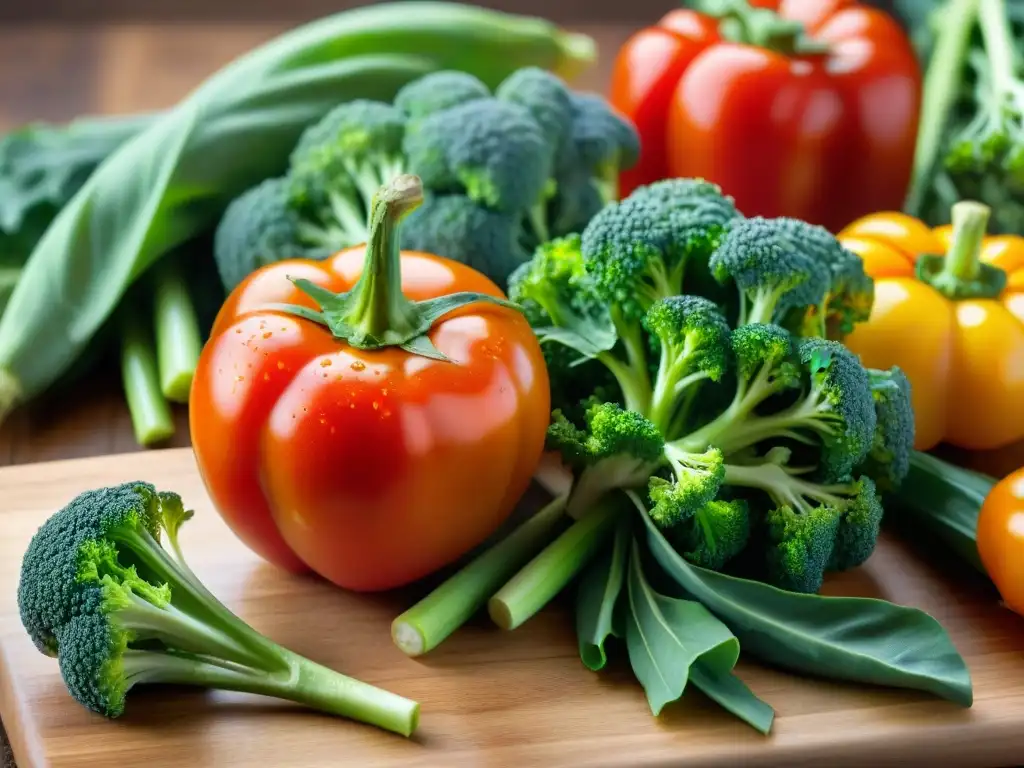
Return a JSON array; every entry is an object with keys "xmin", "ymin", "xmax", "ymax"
[
  {"xmin": 190, "ymin": 250, "xmax": 551, "ymax": 592},
  {"xmin": 610, "ymin": 0, "xmax": 922, "ymax": 232}
]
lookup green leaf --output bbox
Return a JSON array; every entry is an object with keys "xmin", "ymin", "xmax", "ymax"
[
  {"xmin": 689, "ymin": 663, "xmax": 774, "ymax": 735},
  {"xmin": 576, "ymin": 517, "xmax": 630, "ymax": 671},
  {"xmin": 632, "ymin": 493, "xmax": 974, "ymax": 707},
  {"xmin": 624, "ymin": 537, "xmax": 740, "ymax": 717},
  {"xmin": 536, "ymin": 321, "xmax": 617, "ymax": 361}
]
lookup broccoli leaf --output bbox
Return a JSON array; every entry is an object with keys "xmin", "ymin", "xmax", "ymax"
[
  {"xmin": 575, "ymin": 517, "xmax": 630, "ymax": 671},
  {"xmin": 635, "ymin": 494, "xmax": 974, "ymax": 707},
  {"xmin": 688, "ymin": 663, "xmax": 775, "ymax": 735}
]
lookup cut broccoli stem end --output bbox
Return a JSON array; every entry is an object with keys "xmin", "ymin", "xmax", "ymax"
[
  {"xmin": 119, "ymin": 648, "xmax": 419, "ymax": 736},
  {"xmin": 119, "ymin": 310, "xmax": 175, "ymax": 447},
  {"xmin": 488, "ymin": 495, "xmax": 622, "ymax": 631},
  {"xmin": 152, "ymin": 260, "xmax": 203, "ymax": 403},
  {"xmin": 391, "ymin": 494, "xmax": 569, "ymax": 656}
]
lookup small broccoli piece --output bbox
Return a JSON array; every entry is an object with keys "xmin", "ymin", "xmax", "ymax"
[
  {"xmin": 772, "ymin": 217, "xmax": 874, "ymax": 339},
  {"xmin": 647, "ymin": 444, "xmax": 725, "ymax": 528},
  {"xmin": 394, "ymin": 71, "xmax": 490, "ymax": 121},
  {"xmin": 856, "ymin": 366, "xmax": 915, "ymax": 492},
  {"xmin": 643, "ymin": 295, "xmax": 732, "ymax": 432},
  {"xmin": 403, "ymin": 98, "xmax": 550, "ymax": 215},
  {"xmin": 564, "ymin": 92, "xmax": 640, "ymax": 203},
  {"xmin": 402, "ymin": 192, "xmax": 527, "ymax": 286},
  {"xmin": 213, "ymin": 177, "xmax": 317, "ymax": 292},
  {"xmin": 288, "ymin": 100, "xmax": 407, "ymax": 247},
  {"xmin": 580, "ymin": 178, "xmax": 740, "ymax": 321},
  {"xmin": 16, "ymin": 483, "xmax": 419, "ymax": 733},
  {"xmin": 496, "ymin": 67, "xmax": 573, "ymax": 166},
  {"xmin": 665, "ymin": 498, "xmax": 751, "ymax": 571},
  {"xmin": 547, "ymin": 402, "xmax": 664, "ymax": 518},
  {"xmin": 723, "ymin": 461, "xmax": 880, "ymax": 593},
  {"xmin": 709, "ymin": 216, "xmax": 831, "ymax": 327}
]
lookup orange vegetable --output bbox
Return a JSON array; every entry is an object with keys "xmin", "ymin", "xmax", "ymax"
[
  {"xmin": 977, "ymin": 467, "xmax": 1024, "ymax": 617},
  {"xmin": 190, "ymin": 175, "xmax": 551, "ymax": 591},
  {"xmin": 838, "ymin": 201, "xmax": 1024, "ymax": 452}
]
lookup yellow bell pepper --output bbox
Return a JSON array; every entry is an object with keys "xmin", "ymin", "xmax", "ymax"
[{"xmin": 837, "ymin": 201, "xmax": 1024, "ymax": 453}]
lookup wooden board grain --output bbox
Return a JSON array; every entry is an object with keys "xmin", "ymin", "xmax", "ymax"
[{"xmin": 1, "ymin": 450, "xmax": 1024, "ymax": 767}]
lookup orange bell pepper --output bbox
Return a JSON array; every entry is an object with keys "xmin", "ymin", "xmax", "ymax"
[{"xmin": 838, "ymin": 201, "xmax": 1024, "ymax": 453}]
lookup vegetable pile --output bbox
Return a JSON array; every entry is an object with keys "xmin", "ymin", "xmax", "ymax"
[
  {"xmin": 0, "ymin": 1, "xmax": 598, "ymax": 446},
  {"xmin": 392, "ymin": 178, "xmax": 973, "ymax": 730},
  {"xmin": 16, "ymin": 481, "xmax": 420, "ymax": 736},
  {"xmin": 215, "ymin": 67, "xmax": 637, "ymax": 293}
]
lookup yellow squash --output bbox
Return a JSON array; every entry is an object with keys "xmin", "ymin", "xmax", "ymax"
[{"xmin": 838, "ymin": 201, "xmax": 1024, "ymax": 453}]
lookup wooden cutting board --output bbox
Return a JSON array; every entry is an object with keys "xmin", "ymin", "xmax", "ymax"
[{"xmin": 2, "ymin": 449, "xmax": 1024, "ymax": 768}]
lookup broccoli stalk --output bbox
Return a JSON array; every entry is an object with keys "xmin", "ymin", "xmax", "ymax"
[
  {"xmin": 151, "ymin": 257, "xmax": 203, "ymax": 403},
  {"xmin": 17, "ymin": 482, "xmax": 420, "ymax": 735},
  {"xmin": 119, "ymin": 300, "xmax": 175, "ymax": 447}
]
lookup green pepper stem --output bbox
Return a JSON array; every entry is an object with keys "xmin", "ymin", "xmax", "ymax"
[
  {"xmin": 701, "ymin": 0, "xmax": 829, "ymax": 56},
  {"xmin": 940, "ymin": 201, "xmax": 991, "ymax": 283}
]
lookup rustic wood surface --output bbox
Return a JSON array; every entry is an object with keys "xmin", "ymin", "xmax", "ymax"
[{"xmin": 2, "ymin": 449, "xmax": 1024, "ymax": 768}]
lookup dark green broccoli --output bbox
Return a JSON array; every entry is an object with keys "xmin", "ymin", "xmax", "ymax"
[
  {"xmin": 647, "ymin": 444, "xmax": 725, "ymax": 528},
  {"xmin": 665, "ymin": 498, "xmax": 751, "ymax": 571},
  {"xmin": 856, "ymin": 366, "xmax": 915, "ymax": 492},
  {"xmin": 709, "ymin": 216, "xmax": 831, "ymax": 327},
  {"xmin": 288, "ymin": 99, "xmax": 408, "ymax": 245},
  {"xmin": 17, "ymin": 482, "xmax": 419, "ymax": 734},
  {"xmin": 213, "ymin": 177, "xmax": 320, "ymax": 292},
  {"xmin": 402, "ymin": 192, "xmax": 527, "ymax": 284},
  {"xmin": 565, "ymin": 92, "xmax": 640, "ymax": 204},
  {"xmin": 394, "ymin": 70, "xmax": 491, "ymax": 121},
  {"xmin": 496, "ymin": 67, "xmax": 573, "ymax": 167}
]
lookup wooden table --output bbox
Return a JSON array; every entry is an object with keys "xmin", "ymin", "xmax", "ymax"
[{"xmin": 0, "ymin": 20, "xmax": 633, "ymax": 767}]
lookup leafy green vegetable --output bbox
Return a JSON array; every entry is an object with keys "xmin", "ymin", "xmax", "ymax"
[
  {"xmin": 0, "ymin": 2, "xmax": 598, "ymax": 424},
  {"xmin": 576, "ymin": 517, "xmax": 630, "ymax": 671}
]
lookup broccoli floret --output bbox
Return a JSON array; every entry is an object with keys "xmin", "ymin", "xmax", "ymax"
[
  {"xmin": 403, "ymin": 98, "xmax": 550, "ymax": 215},
  {"xmin": 856, "ymin": 366, "xmax": 915, "ymax": 492},
  {"xmin": 647, "ymin": 444, "xmax": 725, "ymax": 528},
  {"xmin": 709, "ymin": 216, "xmax": 831, "ymax": 327},
  {"xmin": 580, "ymin": 178, "xmax": 740, "ymax": 321},
  {"xmin": 288, "ymin": 100, "xmax": 408, "ymax": 246},
  {"xmin": 772, "ymin": 217, "xmax": 874, "ymax": 339},
  {"xmin": 666, "ymin": 498, "xmax": 751, "ymax": 571},
  {"xmin": 394, "ymin": 71, "xmax": 490, "ymax": 121},
  {"xmin": 17, "ymin": 482, "xmax": 419, "ymax": 734},
  {"xmin": 643, "ymin": 295, "xmax": 732, "ymax": 432},
  {"xmin": 564, "ymin": 92, "xmax": 640, "ymax": 203},
  {"xmin": 723, "ymin": 461, "xmax": 880, "ymax": 592},
  {"xmin": 402, "ymin": 192, "xmax": 527, "ymax": 286},
  {"xmin": 496, "ymin": 67, "xmax": 573, "ymax": 167},
  {"xmin": 213, "ymin": 177, "xmax": 317, "ymax": 292}
]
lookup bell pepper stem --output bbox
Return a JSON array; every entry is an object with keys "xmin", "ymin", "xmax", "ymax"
[{"xmin": 940, "ymin": 201, "xmax": 990, "ymax": 283}]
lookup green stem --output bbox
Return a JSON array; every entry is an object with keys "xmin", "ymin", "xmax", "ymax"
[
  {"xmin": 978, "ymin": 0, "xmax": 1015, "ymax": 98},
  {"xmin": 940, "ymin": 201, "xmax": 990, "ymax": 283},
  {"xmin": 391, "ymin": 495, "xmax": 569, "ymax": 656},
  {"xmin": 121, "ymin": 649, "xmax": 419, "ymax": 737},
  {"xmin": 701, "ymin": 0, "xmax": 829, "ymax": 55},
  {"xmin": 152, "ymin": 259, "xmax": 203, "ymax": 403},
  {"xmin": 120, "ymin": 308, "xmax": 175, "ymax": 447},
  {"xmin": 488, "ymin": 497, "xmax": 622, "ymax": 631},
  {"xmin": 905, "ymin": 0, "xmax": 980, "ymax": 216}
]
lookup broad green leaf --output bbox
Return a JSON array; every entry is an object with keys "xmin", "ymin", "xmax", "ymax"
[
  {"xmin": 633, "ymin": 493, "xmax": 974, "ymax": 707},
  {"xmin": 689, "ymin": 663, "xmax": 774, "ymax": 735},
  {"xmin": 576, "ymin": 518, "xmax": 630, "ymax": 671},
  {"xmin": 624, "ymin": 537, "xmax": 740, "ymax": 716}
]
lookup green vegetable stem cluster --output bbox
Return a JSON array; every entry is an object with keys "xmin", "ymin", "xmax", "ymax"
[
  {"xmin": 393, "ymin": 178, "xmax": 973, "ymax": 731},
  {"xmin": 902, "ymin": 0, "xmax": 1024, "ymax": 232},
  {"xmin": 17, "ymin": 482, "xmax": 421, "ymax": 736},
  {"xmin": 215, "ymin": 66, "xmax": 638, "ymax": 293},
  {"xmin": 0, "ymin": 2, "xmax": 597, "ymax": 446}
]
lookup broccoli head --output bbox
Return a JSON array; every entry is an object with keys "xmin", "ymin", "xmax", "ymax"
[
  {"xmin": 665, "ymin": 498, "xmax": 751, "ymax": 571},
  {"xmin": 213, "ymin": 177, "xmax": 317, "ymax": 292},
  {"xmin": 564, "ymin": 92, "xmax": 640, "ymax": 202},
  {"xmin": 16, "ymin": 482, "xmax": 419, "ymax": 734},
  {"xmin": 394, "ymin": 70, "xmax": 491, "ymax": 121},
  {"xmin": 496, "ymin": 67, "xmax": 573, "ymax": 167},
  {"xmin": 856, "ymin": 366, "xmax": 915, "ymax": 492},
  {"xmin": 647, "ymin": 444, "xmax": 725, "ymax": 528}
]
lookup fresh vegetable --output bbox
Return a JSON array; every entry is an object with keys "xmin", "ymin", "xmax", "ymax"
[
  {"xmin": 393, "ymin": 178, "xmax": 972, "ymax": 725},
  {"xmin": 976, "ymin": 466, "xmax": 1024, "ymax": 616},
  {"xmin": 901, "ymin": 0, "xmax": 1024, "ymax": 234},
  {"xmin": 0, "ymin": 2, "xmax": 596, "ymax": 429},
  {"xmin": 191, "ymin": 175, "xmax": 550, "ymax": 590},
  {"xmin": 16, "ymin": 481, "xmax": 420, "ymax": 735},
  {"xmin": 608, "ymin": 0, "xmax": 922, "ymax": 232},
  {"xmin": 215, "ymin": 66, "xmax": 638, "ymax": 293},
  {"xmin": 839, "ymin": 200, "xmax": 1024, "ymax": 452}
]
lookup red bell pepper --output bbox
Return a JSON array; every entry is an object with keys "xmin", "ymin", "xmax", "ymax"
[{"xmin": 609, "ymin": 0, "xmax": 922, "ymax": 233}]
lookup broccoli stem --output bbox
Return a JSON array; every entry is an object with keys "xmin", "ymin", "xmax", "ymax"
[
  {"xmin": 120, "ymin": 307, "xmax": 175, "ymax": 447},
  {"xmin": 391, "ymin": 494, "xmax": 569, "ymax": 656},
  {"xmin": 601, "ymin": 309, "xmax": 653, "ymax": 414},
  {"xmin": 488, "ymin": 496, "xmax": 622, "ymax": 631},
  {"xmin": 707, "ymin": 390, "xmax": 832, "ymax": 458},
  {"xmin": 152, "ymin": 259, "xmax": 203, "ymax": 403},
  {"xmin": 723, "ymin": 462, "xmax": 848, "ymax": 514},
  {"xmin": 905, "ymin": 0, "xmax": 980, "ymax": 216},
  {"xmin": 978, "ymin": 0, "xmax": 1016, "ymax": 102},
  {"xmin": 120, "ymin": 648, "xmax": 419, "ymax": 737}
]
